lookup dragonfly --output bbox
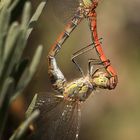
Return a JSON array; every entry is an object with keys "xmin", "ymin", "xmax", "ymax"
[
  {"xmin": 49, "ymin": 0, "xmax": 118, "ymax": 87},
  {"xmin": 30, "ymin": 0, "xmax": 118, "ymax": 140}
]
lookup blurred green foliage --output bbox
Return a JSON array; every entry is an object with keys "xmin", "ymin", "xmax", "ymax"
[{"xmin": 0, "ymin": 0, "xmax": 46, "ymax": 139}]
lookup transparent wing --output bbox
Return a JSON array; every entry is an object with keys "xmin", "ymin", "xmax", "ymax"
[
  {"xmin": 30, "ymin": 92, "xmax": 81, "ymax": 140},
  {"xmin": 51, "ymin": 0, "xmax": 80, "ymax": 23},
  {"xmin": 34, "ymin": 92, "xmax": 63, "ymax": 114},
  {"xmin": 52, "ymin": 101, "xmax": 81, "ymax": 140}
]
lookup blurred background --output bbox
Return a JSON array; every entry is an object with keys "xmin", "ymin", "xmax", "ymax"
[{"xmin": 8, "ymin": 0, "xmax": 140, "ymax": 140}]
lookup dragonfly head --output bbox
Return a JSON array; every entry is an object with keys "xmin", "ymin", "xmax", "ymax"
[
  {"xmin": 82, "ymin": 0, "xmax": 99, "ymax": 8},
  {"xmin": 90, "ymin": 71, "xmax": 110, "ymax": 89}
]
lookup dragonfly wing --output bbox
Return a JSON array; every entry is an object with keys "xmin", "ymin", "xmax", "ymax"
[
  {"xmin": 34, "ymin": 92, "xmax": 63, "ymax": 114},
  {"xmin": 30, "ymin": 92, "xmax": 81, "ymax": 140},
  {"xmin": 52, "ymin": 101, "xmax": 81, "ymax": 140},
  {"xmin": 51, "ymin": 0, "xmax": 79, "ymax": 23}
]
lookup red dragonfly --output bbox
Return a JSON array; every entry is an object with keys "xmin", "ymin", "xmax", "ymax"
[
  {"xmin": 49, "ymin": 0, "xmax": 118, "ymax": 87},
  {"xmin": 30, "ymin": 1, "xmax": 118, "ymax": 140}
]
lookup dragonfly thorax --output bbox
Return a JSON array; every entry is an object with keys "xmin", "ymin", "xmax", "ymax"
[{"xmin": 63, "ymin": 78, "xmax": 94, "ymax": 101}]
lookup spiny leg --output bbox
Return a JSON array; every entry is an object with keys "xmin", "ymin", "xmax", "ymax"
[
  {"xmin": 71, "ymin": 57, "xmax": 85, "ymax": 77},
  {"xmin": 71, "ymin": 39, "xmax": 102, "ymax": 77},
  {"xmin": 88, "ymin": 58, "xmax": 111, "ymax": 76}
]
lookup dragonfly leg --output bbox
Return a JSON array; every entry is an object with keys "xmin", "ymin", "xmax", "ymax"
[
  {"xmin": 88, "ymin": 58, "xmax": 110, "ymax": 76},
  {"xmin": 71, "ymin": 56, "xmax": 85, "ymax": 77},
  {"xmin": 71, "ymin": 42, "xmax": 96, "ymax": 77},
  {"xmin": 48, "ymin": 55, "xmax": 66, "ymax": 94},
  {"xmin": 71, "ymin": 40, "xmax": 102, "ymax": 77}
]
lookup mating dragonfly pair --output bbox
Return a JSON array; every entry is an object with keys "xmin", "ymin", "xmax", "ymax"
[{"xmin": 30, "ymin": 0, "xmax": 118, "ymax": 140}]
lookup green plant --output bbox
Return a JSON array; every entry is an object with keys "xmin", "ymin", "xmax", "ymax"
[{"xmin": 0, "ymin": 0, "xmax": 46, "ymax": 139}]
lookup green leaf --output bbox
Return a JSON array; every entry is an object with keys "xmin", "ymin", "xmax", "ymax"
[
  {"xmin": 0, "ymin": 78, "xmax": 14, "ymax": 107},
  {"xmin": 11, "ymin": 45, "xmax": 43, "ymax": 101},
  {"xmin": 0, "ymin": 78, "xmax": 14, "ymax": 137},
  {"xmin": 0, "ymin": 0, "xmax": 12, "ymax": 10},
  {"xmin": 8, "ymin": 2, "xmax": 32, "ymax": 69},
  {"xmin": 4, "ymin": 22, "xmax": 19, "ymax": 62},
  {"xmin": 13, "ymin": 59, "xmax": 29, "ymax": 85},
  {"xmin": 0, "ymin": 22, "xmax": 20, "ymax": 82},
  {"xmin": 5, "ymin": 2, "xmax": 32, "ymax": 80},
  {"xmin": 9, "ymin": 110, "xmax": 40, "ymax": 140},
  {"xmin": 0, "ymin": 0, "xmax": 45, "ymax": 139},
  {"xmin": 27, "ymin": 1, "xmax": 46, "ymax": 38},
  {"xmin": 9, "ymin": 0, "xmax": 20, "ymax": 11},
  {"xmin": 21, "ymin": 2, "xmax": 31, "ymax": 30},
  {"xmin": 0, "ymin": 6, "xmax": 10, "ymax": 67},
  {"xmin": 25, "ymin": 94, "xmax": 38, "ymax": 118}
]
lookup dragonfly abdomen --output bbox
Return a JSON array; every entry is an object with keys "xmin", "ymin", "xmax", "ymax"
[{"xmin": 49, "ymin": 14, "xmax": 83, "ymax": 57}]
